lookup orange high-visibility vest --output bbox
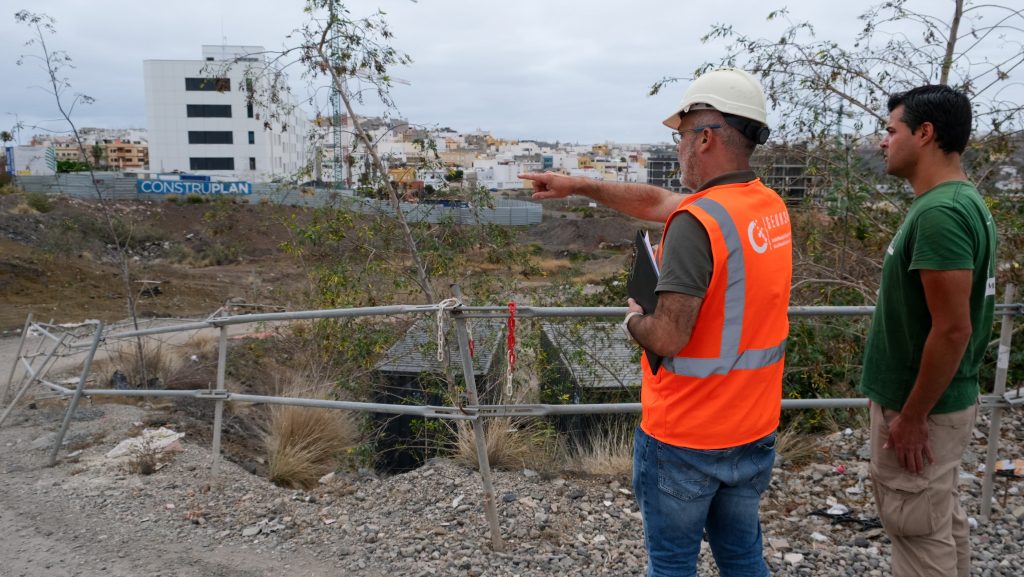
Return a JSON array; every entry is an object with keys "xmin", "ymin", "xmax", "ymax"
[{"xmin": 640, "ymin": 178, "xmax": 792, "ymax": 449}]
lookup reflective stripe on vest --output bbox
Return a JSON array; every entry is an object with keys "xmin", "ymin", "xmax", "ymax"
[{"xmin": 661, "ymin": 197, "xmax": 787, "ymax": 379}]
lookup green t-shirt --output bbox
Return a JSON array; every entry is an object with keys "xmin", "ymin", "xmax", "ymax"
[{"xmin": 859, "ymin": 180, "xmax": 996, "ymax": 413}]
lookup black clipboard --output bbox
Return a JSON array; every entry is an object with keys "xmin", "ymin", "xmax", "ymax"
[{"xmin": 627, "ymin": 230, "xmax": 664, "ymax": 374}]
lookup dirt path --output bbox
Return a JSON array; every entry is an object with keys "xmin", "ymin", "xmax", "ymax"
[
  {"xmin": 0, "ymin": 404, "xmax": 368, "ymax": 577},
  {"xmin": 0, "ymin": 496, "xmax": 344, "ymax": 577}
]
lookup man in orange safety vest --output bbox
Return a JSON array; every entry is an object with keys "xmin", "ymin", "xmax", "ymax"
[{"xmin": 521, "ymin": 68, "xmax": 792, "ymax": 577}]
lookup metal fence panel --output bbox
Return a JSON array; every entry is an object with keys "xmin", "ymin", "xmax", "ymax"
[{"xmin": 16, "ymin": 176, "xmax": 542, "ymax": 225}]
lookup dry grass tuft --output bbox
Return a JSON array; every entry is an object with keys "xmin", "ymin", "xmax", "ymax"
[
  {"xmin": 775, "ymin": 425, "xmax": 820, "ymax": 466},
  {"xmin": 87, "ymin": 333, "xmax": 221, "ymax": 391},
  {"xmin": 162, "ymin": 334, "xmax": 219, "ymax": 389},
  {"xmin": 0, "ymin": 182, "xmax": 22, "ymax": 195},
  {"xmin": 265, "ymin": 381, "xmax": 360, "ymax": 489},
  {"xmin": 451, "ymin": 417, "xmax": 559, "ymax": 472},
  {"xmin": 91, "ymin": 339, "xmax": 175, "ymax": 388},
  {"xmin": 566, "ymin": 418, "xmax": 636, "ymax": 478}
]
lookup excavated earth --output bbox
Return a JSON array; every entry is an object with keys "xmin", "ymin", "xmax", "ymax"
[{"xmin": 4, "ymin": 193, "xmax": 1024, "ymax": 576}]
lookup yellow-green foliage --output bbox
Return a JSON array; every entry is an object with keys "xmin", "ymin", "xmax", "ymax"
[{"xmin": 25, "ymin": 191, "xmax": 54, "ymax": 213}]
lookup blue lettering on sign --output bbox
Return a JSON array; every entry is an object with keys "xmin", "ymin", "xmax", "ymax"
[{"xmin": 136, "ymin": 180, "xmax": 252, "ymax": 195}]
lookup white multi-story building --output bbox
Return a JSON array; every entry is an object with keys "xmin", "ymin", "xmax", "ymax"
[
  {"xmin": 144, "ymin": 45, "xmax": 308, "ymax": 181},
  {"xmin": 472, "ymin": 158, "xmax": 529, "ymax": 190}
]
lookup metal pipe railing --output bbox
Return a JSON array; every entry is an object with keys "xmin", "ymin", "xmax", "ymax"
[
  {"xmin": 981, "ymin": 285, "xmax": 1017, "ymax": 520},
  {"xmin": 2, "ymin": 288, "xmax": 1020, "ymax": 542}
]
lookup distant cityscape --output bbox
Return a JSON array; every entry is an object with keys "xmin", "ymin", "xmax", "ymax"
[{"xmin": 5, "ymin": 44, "xmax": 1022, "ymax": 197}]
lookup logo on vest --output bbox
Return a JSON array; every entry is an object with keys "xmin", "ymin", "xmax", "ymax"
[
  {"xmin": 747, "ymin": 210, "xmax": 791, "ymax": 254},
  {"xmin": 748, "ymin": 221, "xmax": 769, "ymax": 254}
]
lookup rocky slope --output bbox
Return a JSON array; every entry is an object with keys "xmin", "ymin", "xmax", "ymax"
[{"xmin": 2, "ymin": 401, "xmax": 1024, "ymax": 576}]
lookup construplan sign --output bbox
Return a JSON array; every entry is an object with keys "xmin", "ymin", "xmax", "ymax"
[{"xmin": 136, "ymin": 180, "xmax": 252, "ymax": 195}]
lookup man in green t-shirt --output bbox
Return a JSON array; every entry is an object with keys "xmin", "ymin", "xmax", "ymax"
[{"xmin": 860, "ymin": 85, "xmax": 997, "ymax": 577}]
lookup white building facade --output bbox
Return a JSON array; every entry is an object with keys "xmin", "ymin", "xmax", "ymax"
[
  {"xmin": 471, "ymin": 158, "xmax": 530, "ymax": 190},
  {"xmin": 144, "ymin": 45, "xmax": 308, "ymax": 181}
]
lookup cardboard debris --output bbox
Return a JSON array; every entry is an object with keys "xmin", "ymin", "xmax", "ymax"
[
  {"xmin": 999, "ymin": 459, "xmax": 1024, "ymax": 476},
  {"xmin": 106, "ymin": 427, "xmax": 185, "ymax": 459},
  {"xmin": 979, "ymin": 459, "xmax": 1024, "ymax": 477}
]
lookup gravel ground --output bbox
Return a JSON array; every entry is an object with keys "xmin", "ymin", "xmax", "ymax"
[{"xmin": 2, "ymin": 400, "xmax": 1023, "ymax": 577}]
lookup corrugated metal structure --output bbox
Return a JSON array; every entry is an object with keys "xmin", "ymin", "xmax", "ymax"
[
  {"xmin": 14, "ymin": 175, "xmax": 543, "ymax": 225},
  {"xmin": 373, "ymin": 317, "xmax": 507, "ymax": 472},
  {"xmin": 16, "ymin": 173, "xmax": 138, "ymax": 199},
  {"xmin": 540, "ymin": 321, "xmax": 641, "ymax": 393},
  {"xmin": 375, "ymin": 318, "xmax": 505, "ymax": 377}
]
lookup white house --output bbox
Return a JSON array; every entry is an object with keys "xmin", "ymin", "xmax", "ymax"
[{"xmin": 472, "ymin": 158, "xmax": 528, "ymax": 190}]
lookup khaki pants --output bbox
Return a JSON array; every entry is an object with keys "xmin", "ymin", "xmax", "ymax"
[{"xmin": 869, "ymin": 402, "xmax": 976, "ymax": 577}]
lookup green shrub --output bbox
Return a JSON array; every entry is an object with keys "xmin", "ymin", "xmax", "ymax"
[
  {"xmin": 79, "ymin": 217, "xmax": 168, "ymax": 249},
  {"xmin": 203, "ymin": 243, "xmax": 240, "ymax": 266},
  {"xmin": 571, "ymin": 206, "xmax": 596, "ymax": 218},
  {"xmin": 782, "ymin": 316, "xmax": 869, "ymax": 431},
  {"xmin": 25, "ymin": 191, "xmax": 54, "ymax": 213}
]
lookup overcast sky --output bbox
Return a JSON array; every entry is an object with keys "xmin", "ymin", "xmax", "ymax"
[{"xmin": 0, "ymin": 1, "xmax": 1007, "ymax": 145}]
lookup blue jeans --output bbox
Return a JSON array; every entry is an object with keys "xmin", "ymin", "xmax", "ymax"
[{"xmin": 632, "ymin": 427, "xmax": 775, "ymax": 577}]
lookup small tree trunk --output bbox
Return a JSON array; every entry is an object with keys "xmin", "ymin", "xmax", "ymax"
[
  {"xmin": 940, "ymin": 0, "xmax": 964, "ymax": 85},
  {"xmin": 32, "ymin": 18, "xmax": 149, "ymax": 387},
  {"xmin": 317, "ymin": 45, "xmax": 437, "ymax": 303}
]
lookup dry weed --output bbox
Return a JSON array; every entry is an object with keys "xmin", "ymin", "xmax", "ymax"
[
  {"xmin": 162, "ymin": 333, "xmax": 219, "ymax": 389},
  {"xmin": 91, "ymin": 339, "xmax": 176, "ymax": 388},
  {"xmin": 775, "ymin": 425, "xmax": 820, "ymax": 466},
  {"xmin": 265, "ymin": 381, "xmax": 360, "ymax": 489},
  {"xmin": 451, "ymin": 417, "xmax": 559, "ymax": 472},
  {"xmin": 88, "ymin": 333, "xmax": 220, "ymax": 390},
  {"xmin": 10, "ymin": 202, "xmax": 36, "ymax": 215},
  {"xmin": 126, "ymin": 434, "xmax": 161, "ymax": 475},
  {"xmin": 0, "ymin": 182, "xmax": 22, "ymax": 195},
  {"xmin": 535, "ymin": 255, "xmax": 571, "ymax": 274},
  {"xmin": 566, "ymin": 418, "xmax": 636, "ymax": 477}
]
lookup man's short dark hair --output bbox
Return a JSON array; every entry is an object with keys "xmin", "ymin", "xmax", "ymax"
[{"xmin": 887, "ymin": 85, "xmax": 972, "ymax": 154}]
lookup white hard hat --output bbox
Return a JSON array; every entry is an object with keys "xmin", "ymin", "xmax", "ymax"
[{"xmin": 662, "ymin": 68, "xmax": 769, "ymax": 142}]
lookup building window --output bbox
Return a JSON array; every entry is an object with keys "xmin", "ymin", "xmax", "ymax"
[
  {"xmin": 248, "ymin": 131, "xmax": 255, "ymax": 145},
  {"xmin": 249, "ymin": 157, "xmax": 256, "ymax": 170},
  {"xmin": 185, "ymin": 77, "xmax": 231, "ymax": 92},
  {"xmin": 188, "ymin": 131, "xmax": 234, "ymax": 144},
  {"xmin": 247, "ymin": 102, "xmax": 254, "ymax": 118},
  {"xmin": 186, "ymin": 104, "xmax": 231, "ymax": 118},
  {"xmin": 189, "ymin": 157, "xmax": 235, "ymax": 170}
]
